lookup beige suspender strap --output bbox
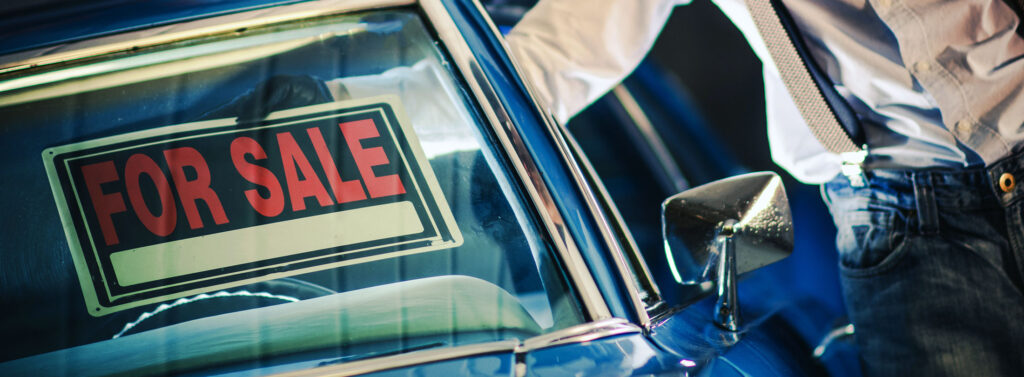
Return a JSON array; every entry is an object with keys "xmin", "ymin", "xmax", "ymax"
[{"xmin": 744, "ymin": 0, "xmax": 862, "ymax": 155}]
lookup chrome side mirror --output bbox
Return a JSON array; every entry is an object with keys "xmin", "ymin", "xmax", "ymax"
[{"xmin": 662, "ymin": 172, "xmax": 794, "ymax": 331}]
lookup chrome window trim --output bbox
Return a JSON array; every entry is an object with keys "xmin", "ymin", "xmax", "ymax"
[
  {"xmin": 465, "ymin": 0, "xmax": 657, "ymax": 328},
  {"xmin": 517, "ymin": 318, "xmax": 642, "ymax": 353},
  {"xmin": 266, "ymin": 320, "xmax": 644, "ymax": 377},
  {"xmin": 0, "ymin": 0, "xmax": 414, "ymax": 75},
  {"xmin": 420, "ymin": 0, "xmax": 612, "ymax": 321},
  {"xmin": 553, "ymin": 122, "xmax": 656, "ymax": 328},
  {"xmin": 269, "ymin": 340, "xmax": 521, "ymax": 377},
  {"xmin": 560, "ymin": 131, "xmax": 664, "ymax": 304}
]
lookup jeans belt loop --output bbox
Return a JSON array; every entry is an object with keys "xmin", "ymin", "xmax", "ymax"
[
  {"xmin": 912, "ymin": 172, "xmax": 939, "ymax": 235},
  {"xmin": 839, "ymin": 146, "xmax": 869, "ymax": 187}
]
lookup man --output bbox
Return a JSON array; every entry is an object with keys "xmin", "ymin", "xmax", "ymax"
[{"xmin": 506, "ymin": 0, "xmax": 1024, "ymax": 375}]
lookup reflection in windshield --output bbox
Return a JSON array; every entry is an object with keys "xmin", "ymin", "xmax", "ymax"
[
  {"xmin": 328, "ymin": 60, "xmax": 483, "ymax": 158},
  {"xmin": 0, "ymin": 9, "xmax": 583, "ymax": 375}
]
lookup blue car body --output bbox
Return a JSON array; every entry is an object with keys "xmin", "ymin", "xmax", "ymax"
[{"xmin": 0, "ymin": 1, "xmax": 858, "ymax": 376}]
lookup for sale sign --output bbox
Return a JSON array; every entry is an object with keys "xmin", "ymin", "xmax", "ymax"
[{"xmin": 43, "ymin": 96, "xmax": 462, "ymax": 316}]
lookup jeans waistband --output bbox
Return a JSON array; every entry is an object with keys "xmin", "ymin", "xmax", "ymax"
[
  {"xmin": 826, "ymin": 150, "xmax": 1024, "ymax": 232},
  {"xmin": 835, "ymin": 168, "xmax": 996, "ymax": 204},
  {"xmin": 825, "ymin": 166, "xmax": 1007, "ymax": 235}
]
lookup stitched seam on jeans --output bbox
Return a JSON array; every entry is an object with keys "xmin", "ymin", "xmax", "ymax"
[{"xmin": 889, "ymin": 209, "xmax": 908, "ymax": 251}]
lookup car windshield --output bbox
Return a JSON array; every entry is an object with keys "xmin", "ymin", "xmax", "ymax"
[{"xmin": 0, "ymin": 8, "xmax": 585, "ymax": 375}]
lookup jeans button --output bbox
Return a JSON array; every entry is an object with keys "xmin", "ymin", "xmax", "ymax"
[{"xmin": 999, "ymin": 172, "xmax": 1015, "ymax": 193}]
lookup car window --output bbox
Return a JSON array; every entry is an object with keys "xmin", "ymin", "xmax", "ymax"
[
  {"xmin": 0, "ymin": 9, "xmax": 584, "ymax": 375},
  {"xmin": 567, "ymin": 82, "xmax": 703, "ymax": 307}
]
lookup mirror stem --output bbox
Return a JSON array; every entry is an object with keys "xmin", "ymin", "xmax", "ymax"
[{"xmin": 714, "ymin": 219, "xmax": 741, "ymax": 332}]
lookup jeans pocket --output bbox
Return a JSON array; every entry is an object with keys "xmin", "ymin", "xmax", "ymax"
[{"xmin": 831, "ymin": 200, "xmax": 909, "ymax": 277}]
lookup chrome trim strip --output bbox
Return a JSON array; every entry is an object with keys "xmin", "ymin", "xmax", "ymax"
[
  {"xmin": 270, "ymin": 339, "xmax": 520, "ymax": 377},
  {"xmin": 0, "ymin": 0, "xmax": 414, "ymax": 74},
  {"xmin": 518, "ymin": 318, "xmax": 642, "ymax": 352},
  {"xmin": 269, "ymin": 319, "xmax": 644, "ymax": 377},
  {"xmin": 466, "ymin": 0, "xmax": 654, "ymax": 328},
  {"xmin": 557, "ymin": 129, "xmax": 656, "ymax": 328},
  {"xmin": 611, "ymin": 85, "xmax": 688, "ymax": 192},
  {"xmin": 813, "ymin": 323, "xmax": 855, "ymax": 358},
  {"xmin": 561, "ymin": 132, "xmax": 663, "ymax": 301},
  {"xmin": 420, "ymin": 0, "xmax": 611, "ymax": 320}
]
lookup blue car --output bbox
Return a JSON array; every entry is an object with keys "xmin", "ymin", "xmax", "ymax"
[{"xmin": 0, "ymin": 0, "xmax": 856, "ymax": 375}]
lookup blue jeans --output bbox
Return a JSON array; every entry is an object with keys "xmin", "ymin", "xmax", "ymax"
[{"xmin": 822, "ymin": 167, "xmax": 1024, "ymax": 377}]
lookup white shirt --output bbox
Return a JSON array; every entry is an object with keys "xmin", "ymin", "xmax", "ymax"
[
  {"xmin": 507, "ymin": 0, "xmax": 1024, "ymax": 184},
  {"xmin": 505, "ymin": 0, "xmax": 689, "ymax": 125},
  {"xmin": 327, "ymin": 60, "xmax": 485, "ymax": 159}
]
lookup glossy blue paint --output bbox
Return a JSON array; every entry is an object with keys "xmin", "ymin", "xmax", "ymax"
[
  {"xmin": 565, "ymin": 60, "xmax": 856, "ymax": 375},
  {"xmin": 440, "ymin": 0, "xmax": 638, "ymax": 323},
  {"xmin": 630, "ymin": 59, "xmax": 852, "ymax": 374},
  {"xmin": 647, "ymin": 294, "xmax": 830, "ymax": 377},
  {"xmin": 519, "ymin": 291, "xmax": 834, "ymax": 376}
]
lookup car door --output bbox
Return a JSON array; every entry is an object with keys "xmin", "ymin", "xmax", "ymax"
[{"xmin": 562, "ymin": 61, "xmax": 861, "ymax": 376}]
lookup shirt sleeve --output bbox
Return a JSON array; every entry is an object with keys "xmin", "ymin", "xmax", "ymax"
[{"xmin": 504, "ymin": 0, "xmax": 685, "ymax": 124}]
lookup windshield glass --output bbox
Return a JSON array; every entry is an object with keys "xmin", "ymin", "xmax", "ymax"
[{"xmin": 0, "ymin": 8, "xmax": 585, "ymax": 375}]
